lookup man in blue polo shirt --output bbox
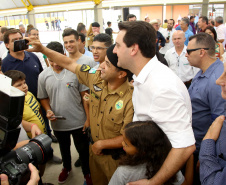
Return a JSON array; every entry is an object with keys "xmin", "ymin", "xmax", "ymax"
[
  {"xmin": 2, "ymin": 29, "xmax": 43, "ymax": 98},
  {"xmin": 186, "ymin": 32, "xmax": 226, "ymax": 184},
  {"xmin": 1, "ymin": 28, "xmax": 62, "ymax": 164},
  {"xmin": 180, "ymin": 17, "xmax": 194, "ymax": 46}
]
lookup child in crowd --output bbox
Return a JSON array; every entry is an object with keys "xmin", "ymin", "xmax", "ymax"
[
  {"xmin": 109, "ymin": 121, "xmax": 193, "ymax": 185},
  {"xmin": 4, "ymin": 70, "xmax": 46, "ymax": 139}
]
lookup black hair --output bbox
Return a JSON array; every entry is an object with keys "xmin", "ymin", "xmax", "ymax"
[
  {"xmin": 121, "ymin": 121, "xmax": 176, "ymax": 185},
  {"xmin": 189, "ymin": 32, "xmax": 215, "ymax": 56},
  {"xmin": 126, "ymin": 14, "xmax": 136, "ymax": 21},
  {"xmin": 169, "ymin": 19, "xmax": 175, "ymax": 26},
  {"xmin": 93, "ymin": 33, "xmax": 112, "ymax": 47},
  {"xmin": 164, "ymin": 19, "xmax": 168, "ymax": 23},
  {"xmin": 107, "ymin": 21, "xmax": 111, "ymax": 26},
  {"xmin": 46, "ymin": 41, "xmax": 64, "ymax": 55},
  {"xmin": 118, "ymin": 21, "xmax": 156, "ymax": 58},
  {"xmin": 62, "ymin": 28, "xmax": 79, "ymax": 40},
  {"xmin": 4, "ymin": 29, "xmax": 22, "ymax": 44},
  {"xmin": 190, "ymin": 16, "xmax": 195, "ymax": 20},
  {"xmin": 4, "ymin": 70, "xmax": 26, "ymax": 85},
  {"xmin": 205, "ymin": 26, "xmax": 217, "ymax": 42},
  {"xmin": 210, "ymin": 19, "xmax": 215, "ymax": 26},
  {"xmin": 199, "ymin": 16, "xmax": 208, "ymax": 25},
  {"xmin": 78, "ymin": 33, "xmax": 86, "ymax": 43}
]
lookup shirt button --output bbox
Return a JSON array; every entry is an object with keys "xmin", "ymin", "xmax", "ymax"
[
  {"xmin": 96, "ymin": 136, "xmax": 98, "ymax": 138},
  {"xmin": 104, "ymin": 99, "xmax": 106, "ymax": 101},
  {"xmin": 97, "ymin": 124, "xmax": 99, "ymax": 126},
  {"xmin": 112, "ymin": 118, "xmax": 114, "ymax": 121},
  {"xmin": 101, "ymin": 111, "xmax": 103, "ymax": 113}
]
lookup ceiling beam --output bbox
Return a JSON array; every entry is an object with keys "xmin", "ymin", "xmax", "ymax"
[
  {"xmin": 21, "ymin": 0, "xmax": 33, "ymax": 11},
  {"xmin": 93, "ymin": 0, "xmax": 103, "ymax": 5}
]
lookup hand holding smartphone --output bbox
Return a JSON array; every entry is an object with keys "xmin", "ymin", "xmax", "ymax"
[
  {"xmin": 50, "ymin": 116, "xmax": 66, "ymax": 120},
  {"xmin": 14, "ymin": 39, "xmax": 29, "ymax": 52}
]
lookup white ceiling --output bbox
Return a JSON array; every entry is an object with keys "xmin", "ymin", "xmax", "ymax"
[
  {"xmin": 0, "ymin": 0, "xmax": 225, "ymax": 11},
  {"xmin": 0, "ymin": 0, "xmax": 88, "ymax": 10}
]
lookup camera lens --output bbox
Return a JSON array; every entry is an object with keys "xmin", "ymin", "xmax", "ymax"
[{"xmin": 15, "ymin": 134, "xmax": 52, "ymax": 165}]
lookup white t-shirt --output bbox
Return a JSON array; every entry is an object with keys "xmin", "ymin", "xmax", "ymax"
[
  {"xmin": 17, "ymin": 124, "xmax": 29, "ymax": 143},
  {"xmin": 164, "ymin": 45, "xmax": 199, "ymax": 82},
  {"xmin": 216, "ymin": 24, "xmax": 226, "ymax": 47},
  {"xmin": 159, "ymin": 29, "xmax": 175, "ymax": 55},
  {"xmin": 0, "ymin": 43, "xmax": 7, "ymax": 59},
  {"xmin": 132, "ymin": 56, "xmax": 195, "ymax": 148},
  {"xmin": 109, "ymin": 164, "xmax": 184, "ymax": 185}
]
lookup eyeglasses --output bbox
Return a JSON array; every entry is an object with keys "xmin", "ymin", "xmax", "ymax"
[
  {"xmin": 89, "ymin": 46, "xmax": 109, "ymax": 51},
  {"xmin": 186, "ymin": 48, "xmax": 209, "ymax": 55}
]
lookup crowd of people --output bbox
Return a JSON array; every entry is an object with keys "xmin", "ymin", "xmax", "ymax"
[{"xmin": 1, "ymin": 12, "xmax": 226, "ymax": 185}]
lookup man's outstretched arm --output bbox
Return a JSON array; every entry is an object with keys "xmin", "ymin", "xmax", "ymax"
[
  {"xmin": 26, "ymin": 37, "xmax": 78, "ymax": 73},
  {"xmin": 127, "ymin": 145, "xmax": 195, "ymax": 185}
]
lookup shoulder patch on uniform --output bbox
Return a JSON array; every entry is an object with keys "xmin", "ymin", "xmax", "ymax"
[
  {"xmin": 115, "ymin": 100, "xmax": 123, "ymax": 110},
  {"xmin": 80, "ymin": 64, "xmax": 91, "ymax": 72},
  {"xmin": 89, "ymin": 68, "xmax": 97, "ymax": 74}
]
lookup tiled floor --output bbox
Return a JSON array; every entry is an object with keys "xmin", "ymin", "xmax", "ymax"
[{"xmin": 42, "ymin": 140, "xmax": 84, "ymax": 185}]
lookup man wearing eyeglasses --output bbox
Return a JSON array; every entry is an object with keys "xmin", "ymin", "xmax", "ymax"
[
  {"xmin": 186, "ymin": 32, "xmax": 226, "ymax": 185},
  {"xmin": 89, "ymin": 33, "xmax": 112, "ymax": 69}
]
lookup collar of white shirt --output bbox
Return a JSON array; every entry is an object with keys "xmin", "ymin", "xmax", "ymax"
[
  {"xmin": 133, "ymin": 55, "xmax": 159, "ymax": 85},
  {"xmin": 171, "ymin": 45, "xmax": 187, "ymax": 56}
]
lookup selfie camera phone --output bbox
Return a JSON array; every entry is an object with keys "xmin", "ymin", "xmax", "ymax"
[{"xmin": 14, "ymin": 39, "xmax": 29, "ymax": 52}]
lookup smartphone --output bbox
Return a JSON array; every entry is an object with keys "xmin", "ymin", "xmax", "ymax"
[
  {"xmin": 50, "ymin": 116, "xmax": 66, "ymax": 120},
  {"xmin": 14, "ymin": 39, "xmax": 29, "ymax": 52}
]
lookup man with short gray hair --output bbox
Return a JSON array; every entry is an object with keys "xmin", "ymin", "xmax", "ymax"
[
  {"xmin": 180, "ymin": 17, "xmax": 194, "ymax": 46},
  {"xmin": 19, "ymin": 24, "xmax": 25, "ymax": 37},
  {"xmin": 215, "ymin": 16, "xmax": 226, "ymax": 48}
]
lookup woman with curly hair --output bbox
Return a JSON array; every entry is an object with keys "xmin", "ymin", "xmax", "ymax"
[{"xmin": 109, "ymin": 121, "xmax": 192, "ymax": 185}]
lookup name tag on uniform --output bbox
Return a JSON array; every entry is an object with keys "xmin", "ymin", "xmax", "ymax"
[
  {"xmin": 93, "ymin": 85, "xmax": 102, "ymax": 92},
  {"xmin": 91, "ymin": 90, "xmax": 100, "ymax": 100}
]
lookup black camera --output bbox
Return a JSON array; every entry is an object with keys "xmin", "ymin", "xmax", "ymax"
[{"xmin": 0, "ymin": 86, "xmax": 52, "ymax": 185}]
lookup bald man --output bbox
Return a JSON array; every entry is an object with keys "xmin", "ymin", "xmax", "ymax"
[{"xmin": 164, "ymin": 30, "xmax": 198, "ymax": 88}]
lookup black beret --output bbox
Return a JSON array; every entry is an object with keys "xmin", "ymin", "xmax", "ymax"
[{"xmin": 107, "ymin": 44, "xmax": 133, "ymax": 81}]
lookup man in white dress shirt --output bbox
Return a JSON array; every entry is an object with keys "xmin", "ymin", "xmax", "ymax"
[
  {"xmin": 215, "ymin": 16, "xmax": 226, "ymax": 49},
  {"xmin": 159, "ymin": 19, "xmax": 175, "ymax": 56},
  {"xmin": 165, "ymin": 30, "xmax": 198, "ymax": 88},
  {"xmin": 113, "ymin": 21, "xmax": 195, "ymax": 185}
]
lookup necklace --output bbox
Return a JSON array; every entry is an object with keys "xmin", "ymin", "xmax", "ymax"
[{"xmin": 52, "ymin": 68, "xmax": 66, "ymax": 81}]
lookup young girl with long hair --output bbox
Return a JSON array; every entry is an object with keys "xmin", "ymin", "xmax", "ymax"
[{"xmin": 109, "ymin": 121, "xmax": 193, "ymax": 185}]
